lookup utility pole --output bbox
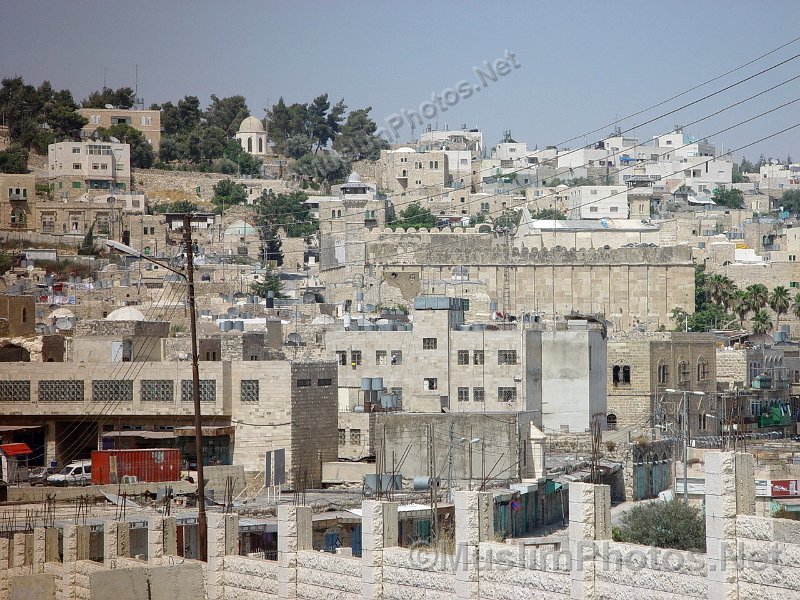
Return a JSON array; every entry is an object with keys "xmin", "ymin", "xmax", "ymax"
[
  {"xmin": 183, "ymin": 214, "xmax": 207, "ymax": 561},
  {"xmin": 446, "ymin": 420, "xmax": 454, "ymax": 503},
  {"xmin": 682, "ymin": 391, "xmax": 689, "ymax": 505}
]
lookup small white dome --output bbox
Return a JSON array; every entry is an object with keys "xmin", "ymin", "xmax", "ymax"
[
  {"xmin": 393, "ymin": 147, "xmax": 416, "ymax": 153},
  {"xmin": 224, "ymin": 219, "xmax": 257, "ymax": 237},
  {"xmin": 346, "ymin": 171, "xmax": 362, "ymax": 183},
  {"xmin": 106, "ymin": 307, "xmax": 145, "ymax": 321},
  {"xmin": 238, "ymin": 116, "xmax": 265, "ymax": 134}
]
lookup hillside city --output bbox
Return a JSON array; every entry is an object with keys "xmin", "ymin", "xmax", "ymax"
[{"xmin": 2, "ymin": 36, "xmax": 800, "ymax": 600}]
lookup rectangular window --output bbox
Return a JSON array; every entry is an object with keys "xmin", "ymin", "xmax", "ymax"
[
  {"xmin": 350, "ymin": 350, "xmax": 362, "ymax": 366},
  {"xmin": 376, "ymin": 350, "xmax": 388, "ymax": 366},
  {"xmin": 473, "ymin": 350, "xmax": 485, "ymax": 365},
  {"xmin": 457, "ymin": 350, "xmax": 470, "ymax": 365},
  {"xmin": 794, "ymin": 370, "xmax": 800, "ymax": 385},
  {"xmin": 72, "ymin": 147, "xmax": 81, "ymax": 154},
  {"xmin": 181, "ymin": 380, "xmax": 216, "ymax": 403},
  {"xmin": 473, "ymin": 387, "xmax": 485, "ymax": 402},
  {"xmin": 72, "ymin": 163, "xmax": 81, "ymax": 170},
  {"xmin": 336, "ymin": 350, "xmax": 347, "ymax": 365},
  {"xmin": 423, "ymin": 338, "xmax": 437, "ymax": 350},
  {"xmin": 609, "ymin": 206, "xmax": 619, "ymax": 213},
  {"xmin": 463, "ymin": 299, "xmax": 470, "ymax": 311},
  {"xmin": 350, "ymin": 429, "xmax": 361, "ymax": 446},
  {"xmin": 72, "ymin": 182, "xmax": 81, "ymax": 189},
  {"xmin": 140, "ymin": 380, "xmax": 174, "ymax": 403},
  {"xmin": 390, "ymin": 350, "xmax": 402, "ymax": 365},
  {"xmin": 317, "ymin": 378, "xmax": 332, "ymax": 387},
  {"xmin": 423, "ymin": 378, "xmax": 438, "ymax": 391},
  {"xmin": 338, "ymin": 429, "xmax": 346, "ymax": 445},
  {"xmin": 38, "ymin": 380, "xmax": 84, "ymax": 402},
  {"xmin": 498, "ymin": 350, "xmax": 517, "ymax": 365},
  {"xmin": 0, "ymin": 381, "xmax": 30, "ymax": 402},
  {"xmin": 658, "ymin": 365, "xmax": 669, "ymax": 385},
  {"xmin": 240, "ymin": 380, "xmax": 259, "ymax": 403},
  {"xmin": 498, "ymin": 387, "xmax": 517, "ymax": 402},
  {"xmin": 92, "ymin": 380, "xmax": 133, "ymax": 403},
  {"xmin": 457, "ymin": 387, "xmax": 470, "ymax": 402},
  {"xmin": 589, "ymin": 206, "xmax": 599, "ymax": 213},
  {"xmin": 296, "ymin": 379, "xmax": 312, "ymax": 387}
]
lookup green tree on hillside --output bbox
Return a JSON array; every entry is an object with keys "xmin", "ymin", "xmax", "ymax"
[
  {"xmin": 211, "ymin": 179, "xmax": 247, "ymax": 214},
  {"xmin": 205, "ymin": 95, "xmax": 250, "ymax": 137},
  {"xmin": 389, "ymin": 201, "xmax": 437, "ymax": 230},
  {"xmin": 0, "ymin": 145, "xmax": 28, "ymax": 174},
  {"xmin": 83, "ymin": 86, "xmax": 135, "ymax": 109},
  {"xmin": 332, "ymin": 107, "xmax": 388, "ymax": 161},
  {"xmin": 94, "ymin": 124, "xmax": 154, "ymax": 168},
  {"xmin": 254, "ymin": 190, "xmax": 316, "ymax": 265},
  {"xmin": 712, "ymin": 187, "xmax": 745, "ymax": 209},
  {"xmin": 78, "ymin": 224, "xmax": 99, "ymax": 256}
]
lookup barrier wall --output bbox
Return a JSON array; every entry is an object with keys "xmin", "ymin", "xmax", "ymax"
[{"xmin": 4, "ymin": 451, "xmax": 800, "ymax": 599}]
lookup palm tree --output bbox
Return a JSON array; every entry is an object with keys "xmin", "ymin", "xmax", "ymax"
[
  {"xmin": 769, "ymin": 286, "xmax": 790, "ymax": 329},
  {"xmin": 732, "ymin": 290, "xmax": 749, "ymax": 328},
  {"xmin": 705, "ymin": 275, "xmax": 736, "ymax": 310},
  {"xmin": 793, "ymin": 292, "xmax": 800, "ymax": 321},
  {"xmin": 744, "ymin": 284, "xmax": 769, "ymax": 313},
  {"xmin": 751, "ymin": 309, "xmax": 773, "ymax": 335}
]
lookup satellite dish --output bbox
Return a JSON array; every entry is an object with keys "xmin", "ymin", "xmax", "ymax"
[
  {"xmin": 104, "ymin": 104, "xmax": 114, "ymax": 109},
  {"xmin": 227, "ymin": 307, "xmax": 240, "ymax": 318},
  {"xmin": 109, "ymin": 136, "xmax": 120, "ymax": 143}
]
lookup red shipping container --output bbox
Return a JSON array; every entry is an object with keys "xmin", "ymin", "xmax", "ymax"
[{"xmin": 91, "ymin": 449, "xmax": 181, "ymax": 485}]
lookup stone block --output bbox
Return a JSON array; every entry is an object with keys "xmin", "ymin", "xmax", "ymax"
[
  {"xmin": 147, "ymin": 563, "xmax": 205, "ymax": 600},
  {"xmin": 704, "ymin": 451, "xmax": 735, "ymax": 476},
  {"xmin": 706, "ymin": 493, "xmax": 736, "ymax": 519},
  {"xmin": 9, "ymin": 573, "xmax": 55, "ymax": 600},
  {"xmin": 87, "ymin": 567, "xmax": 148, "ymax": 600},
  {"xmin": 63, "ymin": 525, "xmax": 90, "ymax": 562},
  {"xmin": 12, "ymin": 533, "xmax": 32, "ymax": 568},
  {"xmin": 104, "ymin": 521, "xmax": 131, "ymax": 566}
]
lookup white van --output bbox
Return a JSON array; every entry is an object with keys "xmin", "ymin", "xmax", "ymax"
[{"xmin": 47, "ymin": 460, "xmax": 92, "ymax": 486}]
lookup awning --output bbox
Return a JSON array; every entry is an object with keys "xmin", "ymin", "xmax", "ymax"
[
  {"xmin": 0, "ymin": 443, "xmax": 33, "ymax": 456},
  {"xmin": 173, "ymin": 426, "xmax": 235, "ymax": 437},
  {"xmin": 0, "ymin": 425, "xmax": 42, "ymax": 433},
  {"xmin": 101, "ymin": 431, "xmax": 175, "ymax": 440}
]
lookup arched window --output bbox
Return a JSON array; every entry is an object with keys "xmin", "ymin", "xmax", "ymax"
[
  {"xmin": 21, "ymin": 307, "xmax": 27, "ymax": 323},
  {"xmin": 697, "ymin": 357, "xmax": 709, "ymax": 381},
  {"xmin": 658, "ymin": 361, "xmax": 669, "ymax": 384},
  {"xmin": 402, "ymin": 169, "xmax": 407, "ymax": 177},
  {"xmin": 606, "ymin": 414, "xmax": 617, "ymax": 430},
  {"xmin": 337, "ymin": 210, "xmax": 342, "ymax": 217},
  {"xmin": 10, "ymin": 208, "xmax": 26, "ymax": 226},
  {"xmin": 612, "ymin": 364, "xmax": 631, "ymax": 385},
  {"xmin": 678, "ymin": 359, "xmax": 690, "ymax": 382},
  {"xmin": 258, "ymin": 138, "xmax": 263, "ymax": 153},
  {"xmin": 331, "ymin": 210, "xmax": 336, "ymax": 218},
  {"xmin": 247, "ymin": 137, "xmax": 252, "ymax": 153}
]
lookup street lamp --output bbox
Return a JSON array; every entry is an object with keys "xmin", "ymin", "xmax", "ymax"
[
  {"xmin": 665, "ymin": 389, "xmax": 705, "ymax": 505},
  {"xmin": 105, "ymin": 214, "xmax": 208, "ymax": 560}
]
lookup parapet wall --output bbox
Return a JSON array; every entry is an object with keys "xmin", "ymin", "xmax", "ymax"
[{"xmin": 5, "ymin": 452, "xmax": 797, "ymax": 600}]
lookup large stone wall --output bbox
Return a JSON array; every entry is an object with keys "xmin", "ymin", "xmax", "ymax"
[{"xmin": 332, "ymin": 230, "xmax": 696, "ymax": 330}]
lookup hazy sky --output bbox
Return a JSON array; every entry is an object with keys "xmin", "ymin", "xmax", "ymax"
[{"xmin": 3, "ymin": 1, "xmax": 800, "ymax": 160}]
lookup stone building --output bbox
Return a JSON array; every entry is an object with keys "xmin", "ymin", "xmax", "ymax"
[
  {"xmin": 321, "ymin": 228, "xmax": 696, "ymax": 331},
  {"xmin": 0, "ymin": 314, "xmax": 338, "ymax": 485},
  {"xmin": 47, "ymin": 141, "xmax": 131, "ymax": 198},
  {"xmin": 326, "ymin": 296, "xmax": 606, "ymax": 433},
  {"xmin": 235, "ymin": 116, "xmax": 271, "ymax": 158},
  {"xmin": 0, "ymin": 294, "xmax": 35, "ymax": 339},
  {"xmin": 78, "ymin": 107, "xmax": 162, "ymax": 151},
  {"xmin": 606, "ymin": 332, "xmax": 718, "ymax": 437},
  {"xmin": 376, "ymin": 148, "xmax": 449, "ymax": 197},
  {"xmin": 0, "ymin": 173, "xmax": 36, "ymax": 232}
]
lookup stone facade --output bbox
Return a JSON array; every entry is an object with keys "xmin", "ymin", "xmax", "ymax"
[
  {"xmin": 325, "ymin": 230, "xmax": 695, "ymax": 330},
  {"xmin": 78, "ymin": 108, "xmax": 162, "ymax": 152},
  {"xmin": 606, "ymin": 332, "xmax": 718, "ymax": 436}
]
